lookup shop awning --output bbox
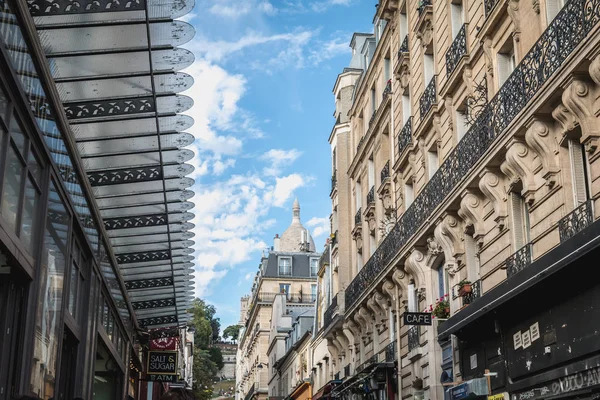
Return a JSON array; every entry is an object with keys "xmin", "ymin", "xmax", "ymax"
[
  {"xmin": 25, "ymin": 0, "xmax": 197, "ymax": 329},
  {"xmin": 313, "ymin": 380, "xmax": 343, "ymax": 400}
]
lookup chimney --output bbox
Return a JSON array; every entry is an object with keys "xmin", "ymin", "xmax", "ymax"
[{"xmin": 273, "ymin": 234, "xmax": 280, "ymax": 251}]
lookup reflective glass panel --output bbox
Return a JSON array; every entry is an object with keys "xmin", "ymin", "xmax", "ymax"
[
  {"xmin": 68, "ymin": 261, "xmax": 78, "ymax": 317},
  {"xmin": 20, "ymin": 176, "xmax": 40, "ymax": 254},
  {"xmin": 30, "ymin": 181, "xmax": 69, "ymax": 398},
  {"xmin": 1, "ymin": 144, "xmax": 23, "ymax": 233},
  {"xmin": 0, "ymin": 84, "xmax": 8, "ymax": 123}
]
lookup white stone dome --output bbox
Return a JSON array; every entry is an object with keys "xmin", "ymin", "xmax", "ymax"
[{"xmin": 279, "ymin": 198, "xmax": 316, "ymax": 252}]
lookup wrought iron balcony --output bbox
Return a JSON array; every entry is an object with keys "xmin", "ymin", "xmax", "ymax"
[
  {"xmin": 383, "ymin": 79, "xmax": 392, "ymax": 99},
  {"xmin": 399, "ymin": 35, "xmax": 409, "ymax": 55},
  {"xmin": 384, "ymin": 340, "xmax": 397, "ymax": 362},
  {"xmin": 461, "ymin": 279, "xmax": 482, "ymax": 306},
  {"xmin": 343, "ymin": 0, "xmax": 599, "ymax": 312},
  {"xmin": 334, "ymin": 372, "xmax": 340, "ymax": 380},
  {"xmin": 484, "ymin": 0, "xmax": 498, "ymax": 16},
  {"xmin": 331, "ymin": 169, "xmax": 337, "ymax": 193},
  {"xmin": 506, "ymin": 244, "xmax": 532, "ymax": 278},
  {"xmin": 380, "ymin": 161, "xmax": 390, "ymax": 182},
  {"xmin": 344, "ymin": 364, "xmax": 351, "ymax": 378},
  {"xmin": 398, "ymin": 117, "xmax": 412, "ymax": 155},
  {"xmin": 367, "ymin": 186, "xmax": 375, "ymax": 204},
  {"xmin": 369, "ymin": 109, "xmax": 377, "ymax": 126},
  {"xmin": 558, "ymin": 200, "xmax": 593, "ymax": 242},
  {"xmin": 408, "ymin": 326, "xmax": 420, "ymax": 351},
  {"xmin": 445, "ymin": 24, "xmax": 467, "ymax": 77},
  {"xmin": 355, "ymin": 208, "xmax": 362, "ymax": 225},
  {"xmin": 417, "ymin": 0, "xmax": 432, "ymax": 15},
  {"xmin": 323, "ymin": 294, "xmax": 338, "ymax": 328},
  {"xmin": 419, "ymin": 76, "xmax": 436, "ymax": 120}
]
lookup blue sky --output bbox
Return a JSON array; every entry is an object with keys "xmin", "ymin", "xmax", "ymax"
[{"xmin": 179, "ymin": 0, "xmax": 374, "ymax": 331}]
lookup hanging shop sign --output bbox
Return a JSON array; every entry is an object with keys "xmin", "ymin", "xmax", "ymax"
[
  {"xmin": 148, "ymin": 351, "xmax": 178, "ymax": 375},
  {"xmin": 150, "ymin": 336, "xmax": 177, "ymax": 350},
  {"xmin": 512, "ymin": 366, "xmax": 600, "ymax": 400},
  {"xmin": 403, "ymin": 312, "xmax": 432, "ymax": 326},
  {"xmin": 144, "ymin": 374, "xmax": 178, "ymax": 382}
]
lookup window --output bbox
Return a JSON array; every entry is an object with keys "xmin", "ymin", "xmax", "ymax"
[
  {"xmin": 437, "ymin": 262, "xmax": 447, "ymax": 299},
  {"xmin": 546, "ymin": 0, "xmax": 565, "ymax": 23},
  {"xmin": 368, "ymin": 158, "xmax": 375, "ymax": 188},
  {"xmin": 68, "ymin": 240, "xmax": 86, "ymax": 321},
  {"xmin": 455, "ymin": 108, "xmax": 469, "ymax": 140},
  {"xmin": 497, "ymin": 47, "xmax": 516, "ymax": 87},
  {"xmin": 356, "ymin": 249, "xmax": 363, "ymax": 271},
  {"xmin": 408, "ymin": 283, "xmax": 417, "ymax": 312},
  {"xmin": 464, "ymin": 230, "xmax": 480, "ymax": 281},
  {"xmin": 384, "ymin": 58, "xmax": 391, "ymax": 81},
  {"xmin": 428, "ymin": 149, "xmax": 439, "ymax": 179},
  {"xmin": 279, "ymin": 257, "xmax": 292, "ymax": 276},
  {"xmin": 568, "ymin": 139, "xmax": 589, "ymax": 207},
  {"xmin": 279, "ymin": 284, "xmax": 291, "ymax": 297},
  {"xmin": 404, "ymin": 181, "xmax": 414, "ymax": 208},
  {"xmin": 424, "ymin": 54, "xmax": 434, "ymax": 84},
  {"xmin": 510, "ymin": 191, "xmax": 530, "ymax": 249},
  {"xmin": 310, "ymin": 258, "xmax": 319, "ymax": 276},
  {"xmin": 355, "ymin": 181, "xmax": 362, "ymax": 210},
  {"xmin": 311, "ymin": 284, "xmax": 318, "ymax": 302},
  {"xmin": 370, "ymin": 234, "xmax": 376, "ymax": 257},
  {"xmin": 440, "ymin": 341, "xmax": 454, "ymax": 386},
  {"xmin": 450, "ymin": 1, "xmax": 464, "ymax": 38},
  {"xmin": 402, "ymin": 94, "xmax": 411, "ymax": 124},
  {"xmin": 371, "ymin": 87, "xmax": 376, "ymax": 113}
]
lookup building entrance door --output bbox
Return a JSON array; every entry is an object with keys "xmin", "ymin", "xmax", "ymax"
[
  {"xmin": 57, "ymin": 328, "xmax": 78, "ymax": 400},
  {"xmin": 0, "ymin": 275, "xmax": 26, "ymax": 400}
]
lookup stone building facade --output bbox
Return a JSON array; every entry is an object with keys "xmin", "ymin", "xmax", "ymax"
[
  {"xmin": 316, "ymin": 0, "xmax": 600, "ymax": 400},
  {"xmin": 236, "ymin": 201, "xmax": 320, "ymax": 400}
]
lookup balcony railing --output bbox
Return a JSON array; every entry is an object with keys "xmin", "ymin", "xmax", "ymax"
[
  {"xmin": 506, "ymin": 244, "xmax": 533, "ymax": 278},
  {"xmin": 367, "ymin": 186, "xmax": 375, "ymax": 204},
  {"xmin": 256, "ymin": 292, "xmax": 317, "ymax": 304},
  {"xmin": 417, "ymin": 0, "xmax": 432, "ymax": 15},
  {"xmin": 369, "ymin": 109, "xmax": 377, "ymax": 126},
  {"xmin": 446, "ymin": 24, "xmax": 467, "ymax": 76},
  {"xmin": 558, "ymin": 200, "xmax": 593, "ymax": 242},
  {"xmin": 331, "ymin": 169, "xmax": 337, "ymax": 193},
  {"xmin": 408, "ymin": 326, "xmax": 420, "ymax": 352},
  {"xmin": 355, "ymin": 208, "xmax": 362, "ymax": 225},
  {"xmin": 323, "ymin": 294, "xmax": 338, "ymax": 329},
  {"xmin": 484, "ymin": 0, "xmax": 498, "ymax": 16},
  {"xmin": 356, "ymin": 354, "xmax": 378, "ymax": 374},
  {"xmin": 383, "ymin": 80, "xmax": 392, "ymax": 99},
  {"xmin": 420, "ymin": 76, "xmax": 437, "ymax": 120},
  {"xmin": 461, "ymin": 279, "xmax": 482, "ymax": 306},
  {"xmin": 380, "ymin": 161, "xmax": 390, "ymax": 182},
  {"xmin": 398, "ymin": 117, "xmax": 412, "ymax": 155},
  {"xmin": 244, "ymin": 383, "xmax": 255, "ymax": 400},
  {"xmin": 334, "ymin": 372, "xmax": 340, "ymax": 381},
  {"xmin": 384, "ymin": 340, "xmax": 397, "ymax": 362},
  {"xmin": 344, "ymin": 0, "xmax": 599, "ymax": 312},
  {"xmin": 399, "ymin": 35, "xmax": 409, "ymax": 55}
]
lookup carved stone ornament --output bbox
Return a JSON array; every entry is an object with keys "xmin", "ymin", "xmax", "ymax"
[
  {"xmin": 590, "ymin": 54, "xmax": 600, "ymax": 86},
  {"xmin": 354, "ymin": 231, "xmax": 363, "ymax": 253},
  {"xmin": 379, "ymin": 214, "xmax": 396, "ymax": 244},
  {"xmin": 434, "ymin": 214, "xmax": 466, "ymax": 266},
  {"xmin": 552, "ymin": 103, "xmax": 578, "ymax": 134},
  {"xmin": 405, "ymin": 249, "xmax": 427, "ymax": 290},
  {"xmin": 532, "ymin": 0, "xmax": 540, "ymax": 13},
  {"xmin": 382, "ymin": 279, "xmax": 396, "ymax": 305},
  {"xmin": 366, "ymin": 210, "xmax": 377, "ymax": 234},
  {"xmin": 507, "ymin": 0, "xmax": 521, "ymax": 41},
  {"xmin": 525, "ymin": 118, "xmax": 559, "ymax": 187},
  {"xmin": 482, "ymin": 37, "xmax": 494, "ymax": 78},
  {"xmin": 398, "ymin": 58, "xmax": 411, "ymax": 89},
  {"xmin": 417, "ymin": 18, "xmax": 434, "ymax": 48},
  {"xmin": 479, "ymin": 168, "xmax": 509, "ymax": 229},
  {"xmin": 458, "ymin": 190, "xmax": 486, "ymax": 245},
  {"xmin": 500, "ymin": 138, "xmax": 546, "ymax": 204},
  {"xmin": 562, "ymin": 78, "xmax": 600, "ymax": 155},
  {"xmin": 392, "ymin": 268, "xmax": 409, "ymax": 297},
  {"xmin": 426, "ymin": 236, "xmax": 443, "ymax": 259},
  {"xmin": 417, "ymin": 287, "xmax": 426, "ymax": 302}
]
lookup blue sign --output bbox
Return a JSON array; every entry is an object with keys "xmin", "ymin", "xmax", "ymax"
[{"xmin": 449, "ymin": 382, "xmax": 470, "ymax": 400}]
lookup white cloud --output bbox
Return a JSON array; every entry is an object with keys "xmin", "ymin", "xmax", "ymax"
[
  {"xmin": 310, "ymin": 0, "xmax": 352, "ymax": 12},
  {"xmin": 270, "ymin": 174, "xmax": 308, "ymax": 207},
  {"xmin": 306, "ymin": 216, "xmax": 330, "ymax": 238},
  {"xmin": 209, "ymin": 0, "xmax": 277, "ymax": 18},
  {"xmin": 308, "ymin": 36, "xmax": 350, "ymax": 65},
  {"xmin": 260, "ymin": 149, "xmax": 302, "ymax": 176}
]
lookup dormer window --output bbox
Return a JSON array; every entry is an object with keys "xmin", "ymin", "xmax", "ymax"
[{"xmin": 279, "ymin": 257, "xmax": 292, "ymax": 276}]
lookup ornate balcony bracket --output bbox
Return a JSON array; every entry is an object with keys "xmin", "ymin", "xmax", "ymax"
[
  {"xmin": 353, "ymin": 210, "xmax": 363, "ymax": 253},
  {"xmin": 395, "ymin": 36, "xmax": 411, "ymax": 89},
  {"xmin": 366, "ymin": 209, "xmax": 377, "ymax": 235},
  {"xmin": 415, "ymin": 2, "xmax": 434, "ymax": 48},
  {"xmin": 378, "ymin": 161, "xmax": 394, "ymax": 215}
]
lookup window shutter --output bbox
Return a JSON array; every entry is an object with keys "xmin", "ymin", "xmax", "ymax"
[
  {"xmin": 510, "ymin": 192, "xmax": 525, "ymax": 248},
  {"xmin": 546, "ymin": 0, "xmax": 561, "ymax": 23},
  {"xmin": 465, "ymin": 233, "xmax": 479, "ymax": 280},
  {"xmin": 497, "ymin": 53, "xmax": 510, "ymax": 86},
  {"xmin": 569, "ymin": 139, "xmax": 588, "ymax": 206}
]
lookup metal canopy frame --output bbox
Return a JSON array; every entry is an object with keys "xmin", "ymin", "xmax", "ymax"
[{"xmin": 25, "ymin": 0, "xmax": 197, "ymax": 328}]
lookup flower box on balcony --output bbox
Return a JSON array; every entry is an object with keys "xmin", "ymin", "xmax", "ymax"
[{"xmin": 457, "ymin": 279, "xmax": 472, "ymax": 296}]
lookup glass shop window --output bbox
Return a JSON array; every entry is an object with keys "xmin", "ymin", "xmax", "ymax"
[
  {"xmin": 29, "ymin": 180, "xmax": 70, "ymax": 399},
  {"xmin": 0, "ymin": 113, "xmax": 43, "ymax": 256},
  {"xmin": 68, "ymin": 240, "xmax": 86, "ymax": 322}
]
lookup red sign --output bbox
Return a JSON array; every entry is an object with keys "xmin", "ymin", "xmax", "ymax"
[{"xmin": 150, "ymin": 337, "xmax": 177, "ymax": 350}]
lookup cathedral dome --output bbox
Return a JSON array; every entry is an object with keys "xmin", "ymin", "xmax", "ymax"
[{"xmin": 279, "ymin": 198, "xmax": 316, "ymax": 252}]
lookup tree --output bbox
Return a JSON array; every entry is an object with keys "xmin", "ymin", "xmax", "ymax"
[
  {"xmin": 208, "ymin": 346, "xmax": 224, "ymax": 371},
  {"xmin": 222, "ymin": 325, "xmax": 242, "ymax": 344},
  {"xmin": 192, "ymin": 348, "xmax": 217, "ymax": 400}
]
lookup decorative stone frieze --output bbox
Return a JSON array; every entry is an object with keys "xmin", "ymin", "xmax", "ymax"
[
  {"xmin": 552, "ymin": 103, "xmax": 578, "ymax": 135},
  {"xmin": 525, "ymin": 118, "xmax": 560, "ymax": 187},
  {"xmin": 479, "ymin": 168, "xmax": 509, "ymax": 229}
]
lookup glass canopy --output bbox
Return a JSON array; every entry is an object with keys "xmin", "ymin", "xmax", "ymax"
[{"xmin": 27, "ymin": 0, "xmax": 197, "ymax": 330}]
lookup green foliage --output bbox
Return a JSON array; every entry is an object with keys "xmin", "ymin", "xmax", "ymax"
[
  {"xmin": 192, "ymin": 348, "xmax": 217, "ymax": 400},
  {"xmin": 208, "ymin": 346, "xmax": 224, "ymax": 370},
  {"xmin": 222, "ymin": 325, "xmax": 242, "ymax": 343}
]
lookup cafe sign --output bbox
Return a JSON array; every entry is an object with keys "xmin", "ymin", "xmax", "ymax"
[{"xmin": 403, "ymin": 312, "xmax": 432, "ymax": 326}]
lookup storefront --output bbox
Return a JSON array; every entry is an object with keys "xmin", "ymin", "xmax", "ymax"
[
  {"xmin": 332, "ymin": 362, "xmax": 396, "ymax": 400},
  {"xmin": 438, "ymin": 219, "xmax": 600, "ymax": 400},
  {"xmin": 289, "ymin": 381, "xmax": 311, "ymax": 400}
]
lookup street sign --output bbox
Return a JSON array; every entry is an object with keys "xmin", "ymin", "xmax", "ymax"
[
  {"xmin": 147, "ymin": 351, "xmax": 178, "ymax": 375},
  {"xmin": 403, "ymin": 312, "xmax": 432, "ymax": 326}
]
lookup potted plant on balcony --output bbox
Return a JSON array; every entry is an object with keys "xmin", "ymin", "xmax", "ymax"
[
  {"xmin": 457, "ymin": 279, "xmax": 472, "ymax": 296},
  {"xmin": 431, "ymin": 296, "xmax": 450, "ymax": 319}
]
